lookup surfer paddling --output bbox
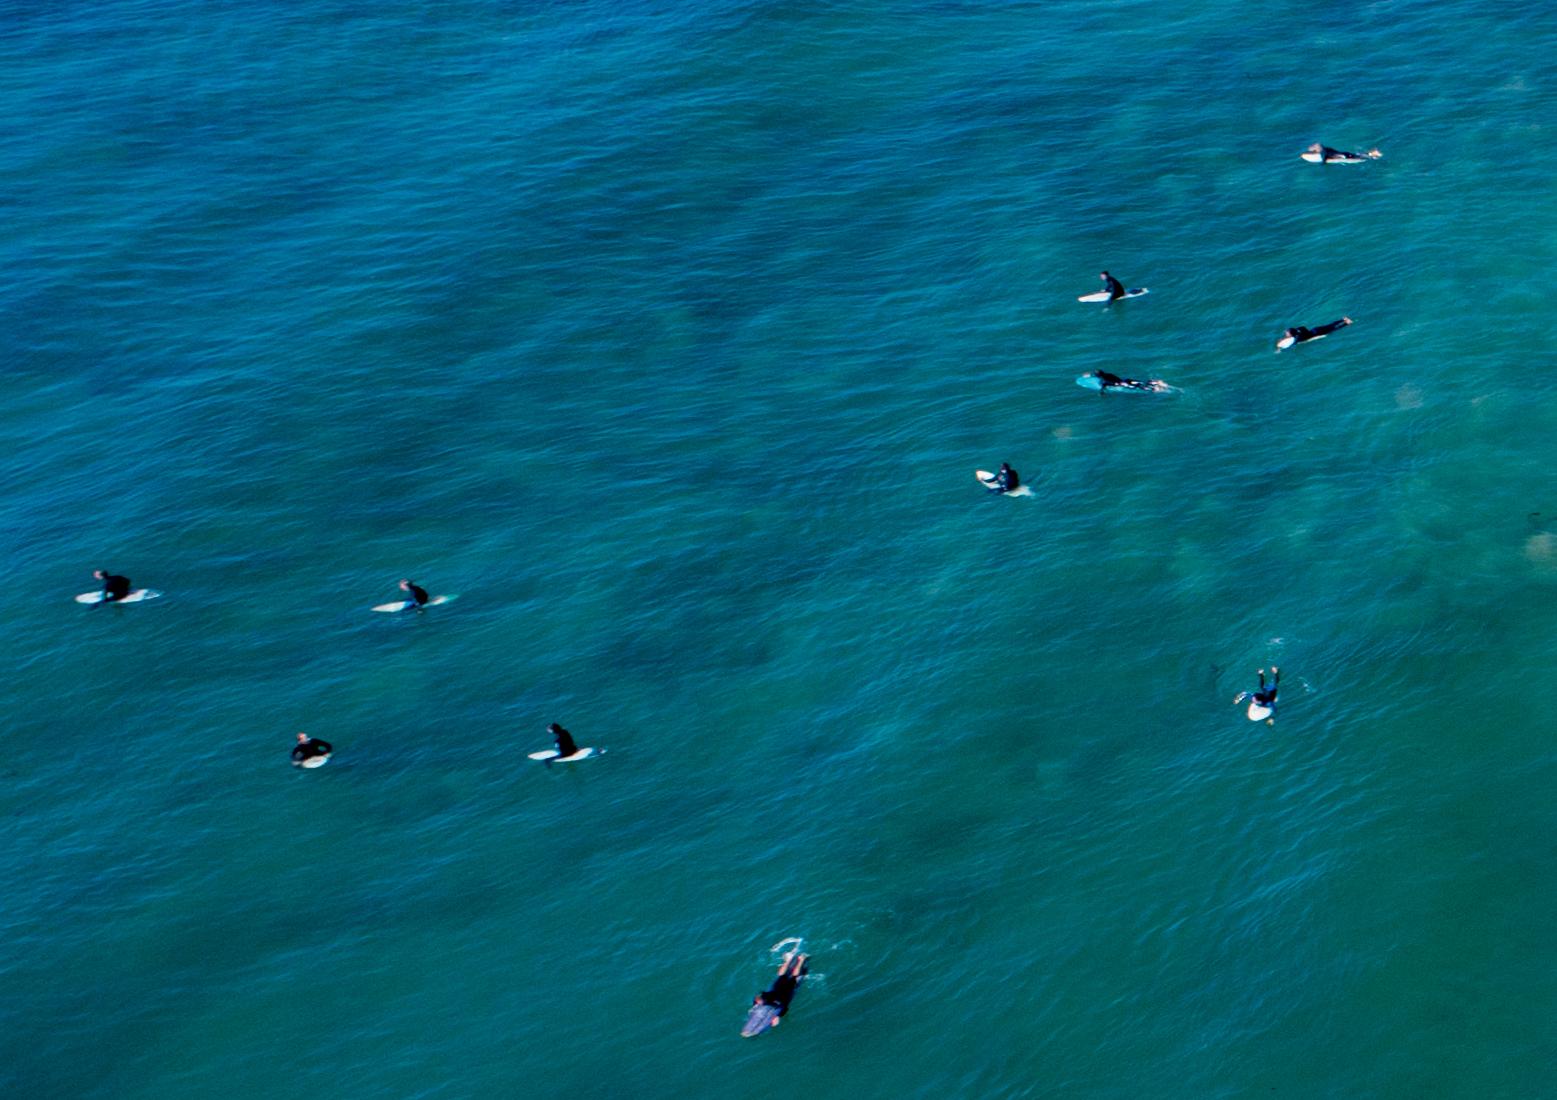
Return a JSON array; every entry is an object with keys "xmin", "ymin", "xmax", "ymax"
[
  {"xmin": 749, "ymin": 948, "xmax": 809, "ymax": 1033},
  {"xmin": 291, "ymin": 732, "xmax": 333, "ymax": 767},
  {"xmin": 398, "ymin": 579, "xmax": 429, "ymax": 608},
  {"xmin": 1304, "ymin": 142, "xmax": 1381, "ymax": 164},
  {"xmin": 1085, "ymin": 370, "xmax": 1171, "ymax": 394},
  {"xmin": 93, "ymin": 569, "xmax": 132, "ymax": 603},
  {"xmin": 1234, "ymin": 668, "xmax": 1280, "ymax": 725},
  {"xmin": 1277, "ymin": 317, "xmax": 1351, "ymax": 351}
]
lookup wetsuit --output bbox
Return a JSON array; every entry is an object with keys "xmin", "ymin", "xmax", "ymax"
[
  {"xmin": 100, "ymin": 573, "xmax": 132, "ymax": 602},
  {"xmin": 291, "ymin": 738, "xmax": 333, "ymax": 764},
  {"xmin": 405, "ymin": 582, "xmax": 429, "ymax": 607},
  {"xmin": 757, "ymin": 965, "xmax": 806, "ymax": 1016},
  {"xmin": 1286, "ymin": 318, "xmax": 1349, "ymax": 344},
  {"xmin": 1254, "ymin": 670, "xmax": 1279, "ymax": 708},
  {"xmin": 994, "ymin": 464, "xmax": 1020, "ymax": 493},
  {"xmin": 1102, "ymin": 272, "xmax": 1127, "ymax": 301},
  {"xmin": 550, "ymin": 725, "xmax": 579, "ymax": 757}
]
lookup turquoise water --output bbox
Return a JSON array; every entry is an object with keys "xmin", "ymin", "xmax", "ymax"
[{"xmin": 6, "ymin": 1, "xmax": 1557, "ymax": 1096}]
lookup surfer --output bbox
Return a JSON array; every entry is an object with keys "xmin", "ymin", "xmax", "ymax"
[
  {"xmin": 1089, "ymin": 370, "xmax": 1168, "ymax": 394},
  {"xmin": 1100, "ymin": 271, "xmax": 1127, "ymax": 302},
  {"xmin": 548, "ymin": 723, "xmax": 579, "ymax": 758},
  {"xmin": 398, "ymin": 579, "xmax": 429, "ymax": 608},
  {"xmin": 1234, "ymin": 668, "xmax": 1280, "ymax": 724},
  {"xmin": 291, "ymin": 732, "xmax": 333, "ymax": 766},
  {"xmin": 1306, "ymin": 142, "xmax": 1381, "ymax": 163},
  {"xmin": 751, "ymin": 949, "xmax": 809, "ymax": 1030},
  {"xmin": 93, "ymin": 569, "xmax": 132, "ymax": 602},
  {"xmin": 1277, "ymin": 317, "xmax": 1351, "ymax": 350},
  {"xmin": 992, "ymin": 462, "xmax": 1020, "ymax": 493}
]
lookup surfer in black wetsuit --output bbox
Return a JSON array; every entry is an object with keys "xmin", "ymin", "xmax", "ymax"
[
  {"xmin": 93, "ymin": 570, "xmax": 132, "ymax": 602},
  {"xmin": 1253, "ymin": 667, "xmax": 1280, "ymax": 709},
  {"xmin": 1306, "ymin": 142, "xmax": 1381, "ymax": 163},
  {"xmin": 1278, "ymin": 316, "xmax": 1352, "ymax": 350},
  {"xmin": 1090, "ymin": 370, "xmax": 1167, "ymax": 393},
  {"xmin": 548, "ymin": 723, "xmax": 579, "ymax": 758},
  {"xmin": 398, "ymin": 579, "xmax": 429, "ymax": 607},
  {"xmin": 1100, "ymin": 271, "xmax": 1127, "ymax": 302},
  {"xmin": 291, "ymin": 732, "xmax": 333, "ymax": 766},
  {"xmin": 752, "ymin": 950, "xmax": 809, "ymax": 1028},
  {"xmin": 992, "ymin": 462, "xmax": 1020, "ymax": 493}
]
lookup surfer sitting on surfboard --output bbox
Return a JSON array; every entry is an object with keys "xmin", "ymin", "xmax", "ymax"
[
  {"xmin": 991, "ymin": 462, "xmax": 1020, "ymax": 494},
  {"xmin": 93, "ymin": 569, "xmax": 132, "ymax": 602},
  {"xmin": 291, "ymin": 732, "xmax": 333, "ymax": 767},
  {"xmin": 398, "ymin": 579, "xmax": 430, "ymax": 608},
  {"xmin": 1305, "ymin": 142, "xmax": 1381, "ymax": 163},
  {"xmin": 752, "ymin": 949, "xmax": 808, "ymax": 1030},
  {"xmin": 1277, "ymin": 317, "xmax": 1351, "ymax": 351},
  {"xmin": 1100, "ymin": 271, "xmax": 1127, "ymax": 302},
  {"xmin": 548, "ymin": 723, "xmax": 579, "ymax": 758},
  {"xmin": 1234, "ymin": 668, "xmax": 1280, "ymax": 724}
]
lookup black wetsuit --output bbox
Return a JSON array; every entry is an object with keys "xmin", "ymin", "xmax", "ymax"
[
  {"xmin": 758, "ymin": 968, "xmax": 805, "ymax": 1016},
  {"xmin": 1102, "ymin": 273, "xmax": 1127, "ymax": 301},
  {"xmin": 1254, "ymin": 671, "xmax": 1279, "ymax": 708},
  {"xmin": 1286, "ymin": 318, "xmax": 1349, "ymax": 344},
  {"xmin": 551, "ymin": 725, "xmax": 579, "ymax": 757},
  {"xmin": 994, "ymin": 464, "xmax": 1020, "ymax": 493},
  {"xmin": 100, "ymin": 573, "xmax": 132, "ymax": 602},
  {"xmin": 291, "ymin": 738, "xmax": 333, "ymax": 764},
  {"xmin": 405, "ymin": 582, "xmax": 429, "ymax": 607}
]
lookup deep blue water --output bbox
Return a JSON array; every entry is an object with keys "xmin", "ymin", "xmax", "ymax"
[{"xmin": 5, "ymin": 2, "xmax": 1557, "ymax": 1097}]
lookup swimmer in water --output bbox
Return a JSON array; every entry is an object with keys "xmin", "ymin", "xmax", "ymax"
[
  {"xmin": 751, "ymin": 949, "xmax": 809, "ymax": 1031},
  {"xmin": 991, "ymin": 462, "xmax": 1020, "ymax": 493},
  {"xmin": 1277, "ymin": 317, "xmax": 1352, "ymax": 351},
  {"xmin": 291, "ymin": 732, "xmax": 333, "ymax": 766},
  {"xmin": 1089, "ymin": 370, "xmax": 1171, "ymax": 394},
  {"xmin": 1305, "ymin": 142, "xmax": 1382, "ymax": 163},
  {"xmin": 398, "ymin": 579, "xmax": 429, "ymax": 608},
  {"xmin": 1100, "ymin": 271, "xmax": 1128, "ymax": 302},
  {"xmin": 93, "ymin": 570, "xmax": 132, "ymax": 602},
  {"xmin": 1235, "ymin": 667, "xmax": 1280, "ymax": 725},
  {"xmin": 548, "ymin": 723, "xmax": 579, "ymax": 759}
]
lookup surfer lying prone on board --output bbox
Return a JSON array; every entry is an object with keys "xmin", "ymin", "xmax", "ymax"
[
  {"xmin": 1304, "ymin": 142, "xmax": 1381, "ymax": 164},
  {"xmin": 1276, "ymin": 317, "xmax": 1351, "ymax": 351},
  {"xmin": 750, "ymin": 949, "xmax": 808, "ymax": 1033},
  {"xmin": 1234, "ymin": 667, "xmax": 1280, "ymax": 725},
  {"xmin": 1086, "ymin": 370, "xmax": 1172, "ymax": 394}
]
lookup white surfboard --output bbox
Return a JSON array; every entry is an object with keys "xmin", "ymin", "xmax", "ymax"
[
  {"xmin": 528, "ymin": 747, "xmax": 599, "ymax": 763},
  {"xmin": 75, "ymin": 589, "xmax": 162, "ymax": 604},
  {"xmin": 1076, "ymin": 374, "xmax": 1173, "ymax": 394},
  {"xmin": 372, "ymin": 594, "xmax": 456, "ymax": 612},
  {"xmin": 1246, "ymin": 700, "xmax": 1273, "ymax": 721},
  {"xmin": 742, "ymin": 1002, "xmax": 781, "ymax": 1038},
  {"xmin": 1078, "ymin": 288, "xmax": 1148, "ymax": 303},
  {"xmin": 295, "ymin": 754, "xmax": 331, "ymax": 769},
  {"xmin": 975, "ymin": 470, "xmax": 1034, "ymax": 497}
]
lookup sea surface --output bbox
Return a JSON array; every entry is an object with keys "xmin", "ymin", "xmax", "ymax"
[{"xmin": 5, "ymin": 2, "xmax": 1557, "ymax": 1097}]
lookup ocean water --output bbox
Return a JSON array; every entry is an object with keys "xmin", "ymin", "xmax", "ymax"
[{"xmin": 5, "ymin": 1, "xmax": 1557, "ymax": 1096}]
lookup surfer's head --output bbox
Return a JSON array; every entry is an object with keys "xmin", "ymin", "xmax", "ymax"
[
  {"xmin": 296, "ymin": 732, "xmax": 309, "ymax": 743},
  {"xmin": 398, "ymin": 579, "xmax": 412, "ymax": 591},
  {"xmin": 1306, "ymin": 142, "xmax": 1323, "ymax": 153},
  {"xmin": 93, "ymin": 569, "xmax": 105, "ymax": 579}
]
